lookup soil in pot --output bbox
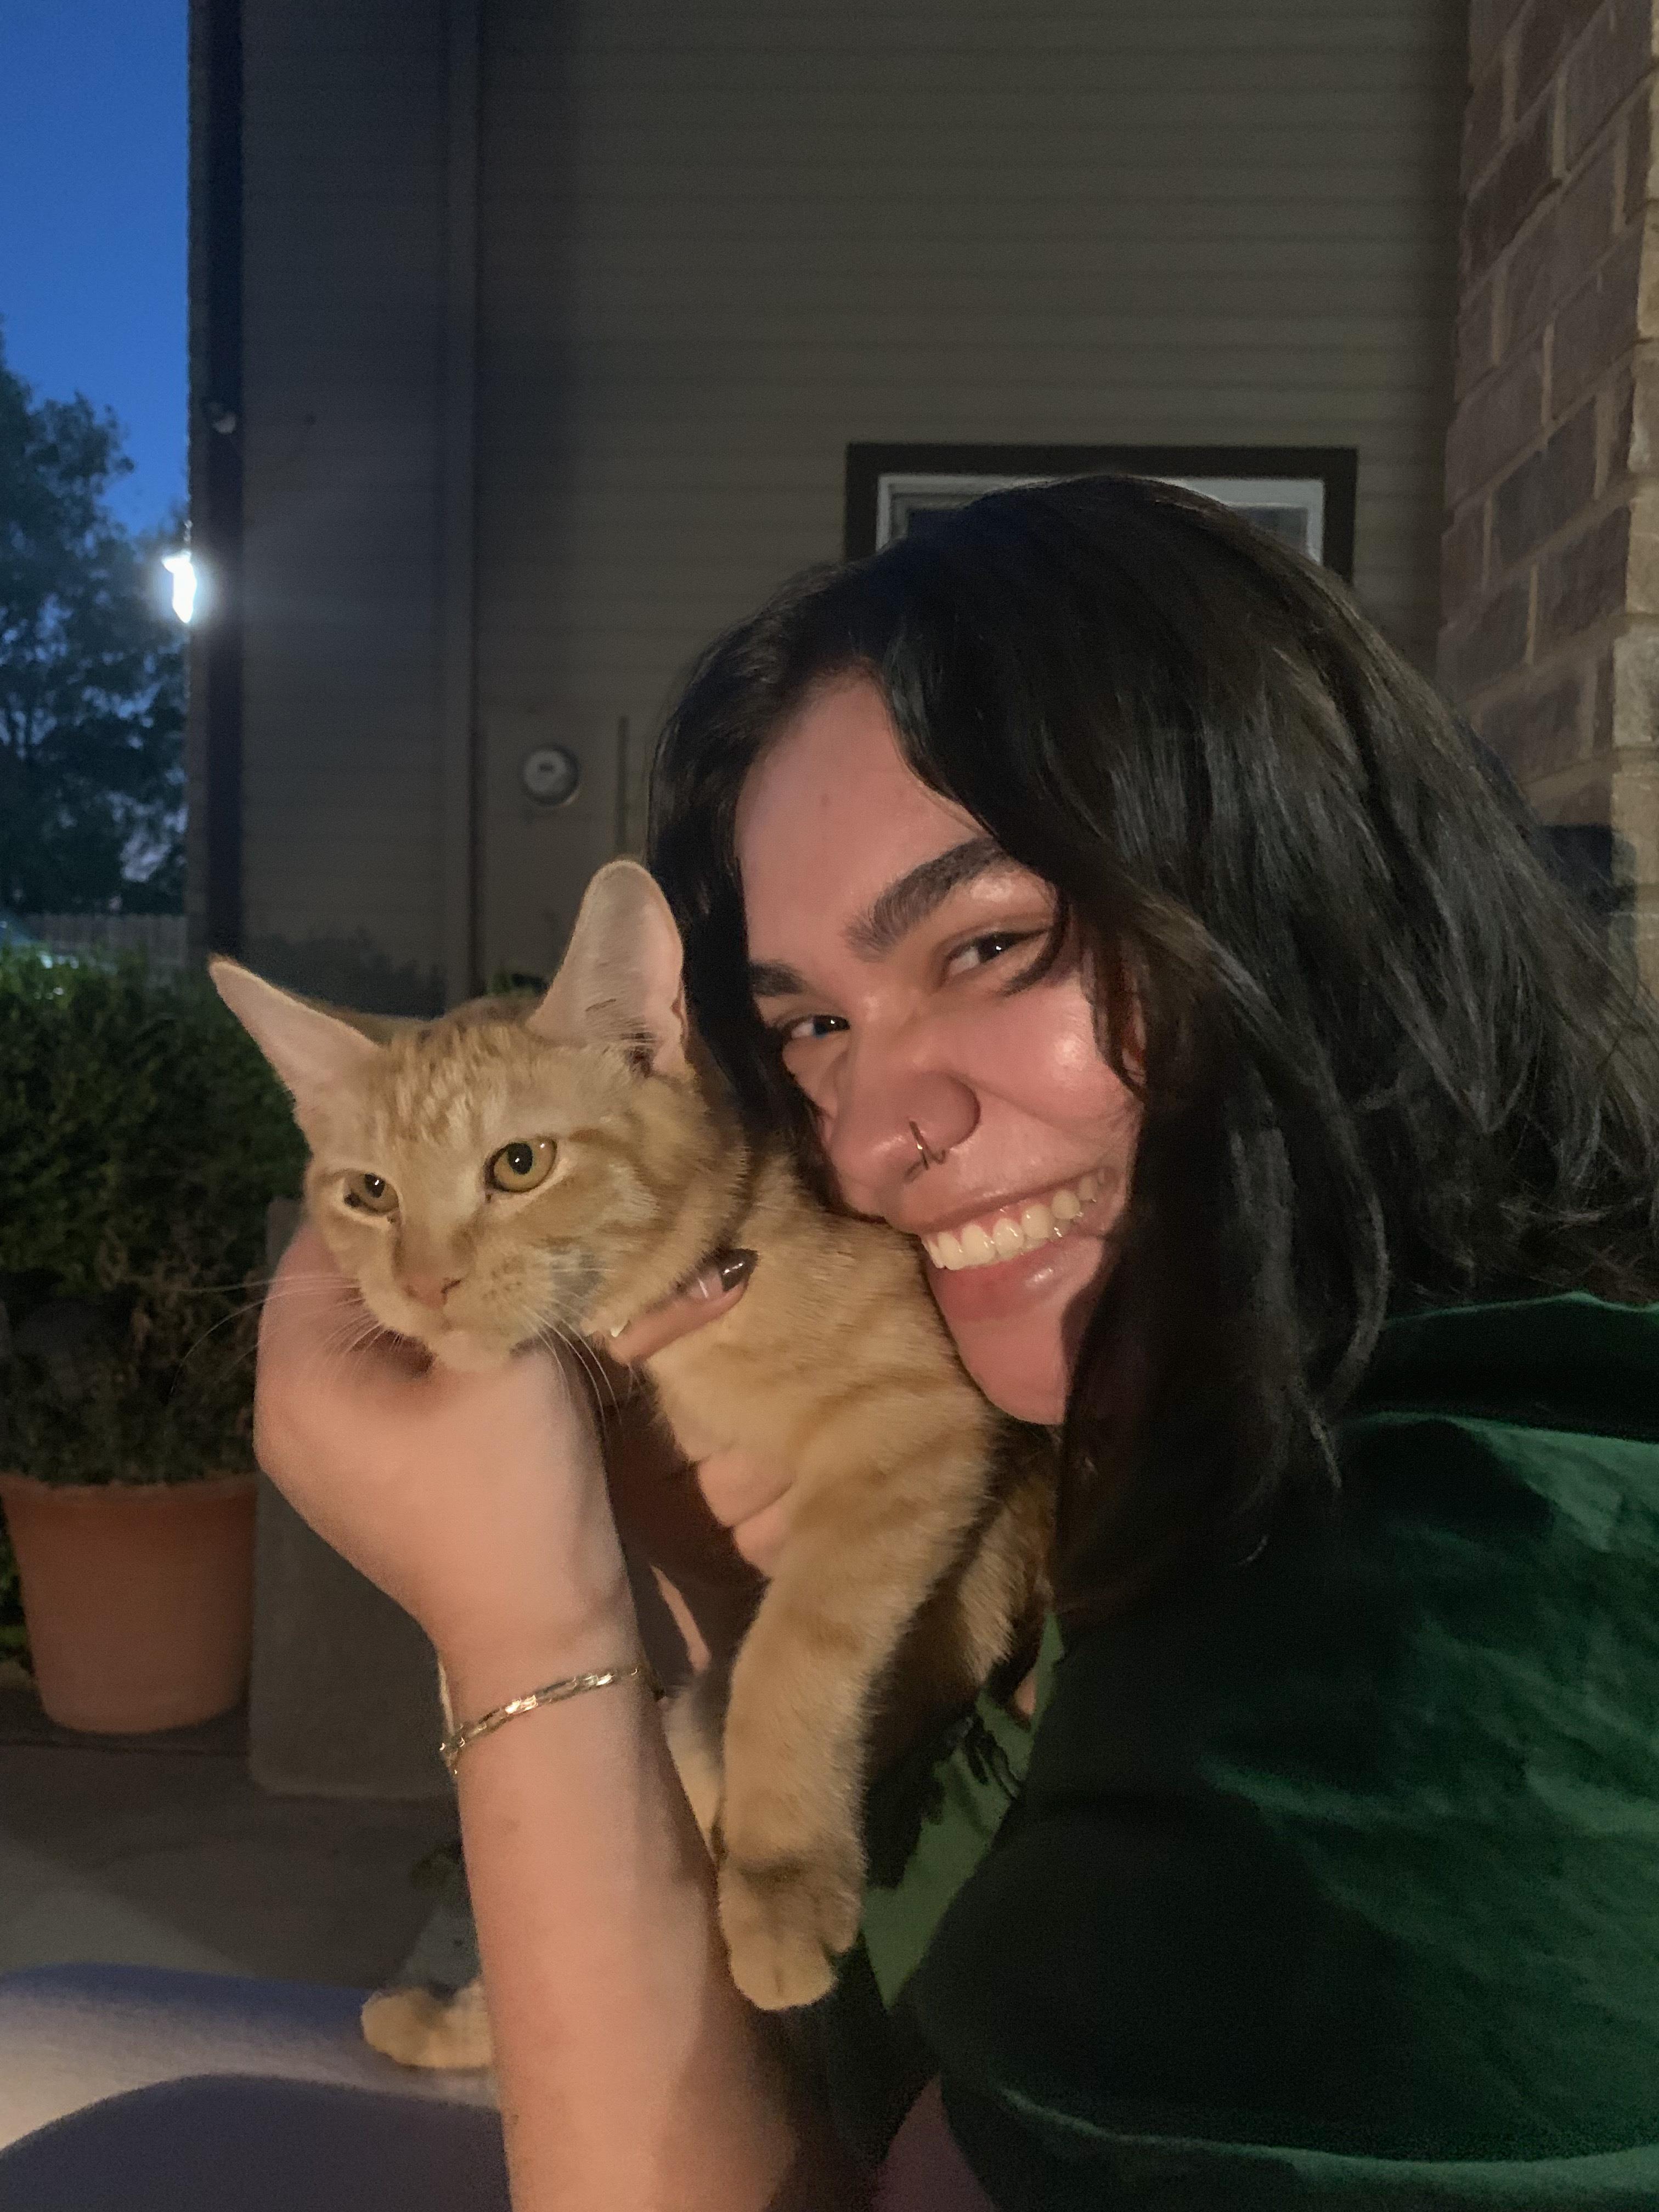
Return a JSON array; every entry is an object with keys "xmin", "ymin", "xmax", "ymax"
[{"xmin": 0, "ymin": 1472, "xmax": 256, "ymax": 1733}]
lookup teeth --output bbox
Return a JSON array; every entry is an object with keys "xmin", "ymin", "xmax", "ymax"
[
  {"xmin": 922, "ymin": 1172, "xmax": 1105, "ymax": 1273},
  {"xmin": 1021, "ymin": 1200, "xmax": 1054, "ymax": 1244}
]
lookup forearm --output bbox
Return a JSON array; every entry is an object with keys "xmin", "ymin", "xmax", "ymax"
[{"xmin": 445, "ymin": 1626, "xmax": 866, "ymax": 2211}]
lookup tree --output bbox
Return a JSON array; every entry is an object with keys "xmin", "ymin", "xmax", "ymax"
[{"xmin": 0, "ymin": 326, "xmax": 185, "ymax": 915}]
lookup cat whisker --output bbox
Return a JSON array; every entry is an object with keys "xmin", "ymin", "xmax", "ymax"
[{"xmin": 529, "ymin": 1314, "xmax": 621, "ymax": 1417}]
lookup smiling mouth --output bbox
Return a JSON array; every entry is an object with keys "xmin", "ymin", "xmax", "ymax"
[{"xmin": 918, "ymin": 1171, "xmax": 1107, "ymax": 1272}]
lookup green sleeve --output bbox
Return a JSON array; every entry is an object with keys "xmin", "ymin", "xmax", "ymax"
[{"xmin": 901, "ymin": 1426, "xmax": 1659, "ymax": 2207}]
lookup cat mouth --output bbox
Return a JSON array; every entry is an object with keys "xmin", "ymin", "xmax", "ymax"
[{"xmin": 916, "ymin": 1170, "xmax": 1110, "ymax": 1274}]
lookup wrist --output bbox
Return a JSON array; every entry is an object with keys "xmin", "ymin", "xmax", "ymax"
[{"xmin": 437, "ymin": 1577, "xmax": 644, "ymax": 1723}]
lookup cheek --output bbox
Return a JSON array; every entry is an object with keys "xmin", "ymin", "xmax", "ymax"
[{"xmin": 969, "ymin": 979, "xmax": 1124, "ymax": 1128}]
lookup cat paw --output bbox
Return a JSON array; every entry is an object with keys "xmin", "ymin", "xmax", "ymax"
[
  {"xmin": 716, "ymin": 1854, "xmax": 864, "ymax": 2011},
  {"xmin": 360, "ymin": 1978, "xmax": 494, "ymax": 2071}
]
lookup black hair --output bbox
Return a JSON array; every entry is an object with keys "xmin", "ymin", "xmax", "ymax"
[{"xmin": 648, "ymin": 474, "xmax": 1659, "ymax": 1622}]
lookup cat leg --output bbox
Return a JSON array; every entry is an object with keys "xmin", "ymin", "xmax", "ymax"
[
  {"xmin": 360, "ymin": 1976, "xmax": 494, "ymax": 2071},
  {"xmin": 715, "ymin": 1427, "xmax": 997, "ymax": 2010}
]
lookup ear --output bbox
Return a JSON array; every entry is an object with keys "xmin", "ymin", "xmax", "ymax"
[
  {"xmin": 527, "ymin": 860, "xmax": 689, "ymax": 1076},
  {"xmin": 210, "ymin": 958, "xmax": 384, "ymax": 1123}
]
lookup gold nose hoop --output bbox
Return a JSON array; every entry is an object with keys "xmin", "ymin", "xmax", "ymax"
[{"xmin": 910, "ymin": 1121, "xmax": 947, "ymax": 1169}]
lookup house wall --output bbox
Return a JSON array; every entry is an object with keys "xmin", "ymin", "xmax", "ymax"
[
  {"xmin": 472, "ymin": 0, "xmax": 1467, "ymax": 980},
  {"xmin": 1438, "ymin": 0, "xmax": 1659, "ymax": 988},
  {"xmin": 237, "ymin": 0, "xmax": 453, "ymax": 1011},
  {"xmin": 230, "ymin": 0, "xmax": 1467, "ymax": 1000}
]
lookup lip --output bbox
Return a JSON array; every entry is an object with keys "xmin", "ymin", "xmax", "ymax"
[
  {"xmin": 905, "ymin": 1164, "xmax": 1111, "ymax": 1272},
  {"xmin": 923, "ymin": 1217, "xmax": 1107, "ymax": 1327}
]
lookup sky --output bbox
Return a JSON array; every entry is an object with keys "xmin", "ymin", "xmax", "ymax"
[{"xmin": 0, "ymin": 1, "xmax": 188, "ymax": 535}]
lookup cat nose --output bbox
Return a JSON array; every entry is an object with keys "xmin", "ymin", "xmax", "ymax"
[{"xmin": 404, "ymin": 1270, "xmax": 464, "ymax": 1311}]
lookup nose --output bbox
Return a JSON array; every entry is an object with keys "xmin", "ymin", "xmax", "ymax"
[
  {"xmin": 822, "ymin": 1036, "xmax": 978, "ymax": 1207},
  {"xmin": 403, "ymin": 1269, "xmax": 465, "ymax": 1312}
]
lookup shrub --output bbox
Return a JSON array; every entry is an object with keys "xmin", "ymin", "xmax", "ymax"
[{"xmin": 0, "ymin": 947, "xmax": 304, "ymax": 1492}]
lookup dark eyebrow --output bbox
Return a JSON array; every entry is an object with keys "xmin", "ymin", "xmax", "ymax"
[
  {"xmin": 746, "ymin": 835, "xmax": 1010, "ymax": 1001},
  {"xmin": 748, "ymin": 959, "xmax": 809, "ymax": 999},
  {"xmin": 845, "ymin": 836, "xmax": 1006, "ymax": 959}
]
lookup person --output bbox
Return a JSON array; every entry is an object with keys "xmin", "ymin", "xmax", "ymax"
[{"xmin": 253, "ymin": 475, "xmax": 1659, "ymax": 2210}]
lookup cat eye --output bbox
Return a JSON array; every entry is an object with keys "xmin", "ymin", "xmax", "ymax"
[
  {"xmin": 343, "ymin": 1171, "xmax": 398, "ymax": 1216},
  {"xmin": 487, "ymin": 1138, "xmax": 556, "ymax": 1194}
]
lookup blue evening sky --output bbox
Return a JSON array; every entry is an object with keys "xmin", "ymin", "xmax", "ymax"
[{"xmin": 0, "ymin": 1, "xmax": 187, "ymax": 535}]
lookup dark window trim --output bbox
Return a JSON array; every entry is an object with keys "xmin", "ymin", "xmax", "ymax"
[
  {"xmin": 844, "ymin": 441, "xmax": 1358, "ymax": 581},
  {"xmin": 194, "ymin": 0, "xmax": 244, "ymax": 955}
]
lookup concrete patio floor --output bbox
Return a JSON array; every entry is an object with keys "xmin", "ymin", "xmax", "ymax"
[{"xmin": 0, "ymin": 1675, "xmax": 460, "ymax": 1990}]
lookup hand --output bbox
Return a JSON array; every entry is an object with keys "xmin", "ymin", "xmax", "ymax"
[
  {"xmin": 602, "ymin": 1252, "xmax": 795, "ymax": 1584},
  {"xmin": 254, "ymin": 1223, "xmax": 634, "ymax": 1673}
]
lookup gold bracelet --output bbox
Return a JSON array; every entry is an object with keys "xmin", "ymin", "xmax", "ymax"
[{"xmin": 439, "ymin": 1661, "xmax": 663, "ymax": 1779}]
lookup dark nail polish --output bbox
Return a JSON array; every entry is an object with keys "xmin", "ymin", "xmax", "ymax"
[{"xmin": 715, "ymin": 1248, "xmax": 758, "ymax": 1291}]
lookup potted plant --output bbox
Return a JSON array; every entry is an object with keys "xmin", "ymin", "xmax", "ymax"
[{"xmin": 0, "ymin": 946, "xmax": 303, "ymax": 1732}]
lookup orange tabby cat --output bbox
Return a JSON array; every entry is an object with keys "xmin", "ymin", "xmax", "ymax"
[{"xmin": 212, "ymin": 859, "xmax": 1052, "ymax": 2047}]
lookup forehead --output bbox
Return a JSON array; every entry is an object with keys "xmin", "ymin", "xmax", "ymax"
[
  {"xmin": 352, "ymin": 1029, "xmax": 622, "ymax": 1154},
  {"xmin": 736, "ymin": 677, "xmax": 983, "ymax": 955}
]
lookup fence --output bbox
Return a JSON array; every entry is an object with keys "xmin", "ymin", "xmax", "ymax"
[{"xmin": 19, "ymin": 915, "xmax": 189, "ymax": 974}]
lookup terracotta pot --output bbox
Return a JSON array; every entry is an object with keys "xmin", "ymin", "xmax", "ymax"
[{"xmin": 0, "ymin": 1471, "xmax": 256, "ymax": 1733}]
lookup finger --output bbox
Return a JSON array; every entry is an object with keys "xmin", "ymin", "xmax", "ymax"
[
  {"xmin": 256, "ymin": 1219, "xmax": 427, "ymax": 1393},
  {"xmin": 695, "ymin": 1446, "xmax": 793, "ymax": 1533},
  {"xmin": 603, "ymin": 1249, "xmax": 757, "ymax": 1365},
  {"xmin": 256, "ymin": 1220, "xmax": 354, "ymax": 1356},
  {"xmin": 729, "ymin": 1493, "xmax": 792, "ymax": 1576}
]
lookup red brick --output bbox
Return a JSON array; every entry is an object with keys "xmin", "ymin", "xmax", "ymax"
[
  {"xmin": 1465, "ymin": 101, "xmax": 1559, "ymax": 277},
  {"xmin": 1560, "ymin": 138, "xmax": 1620, "ymax": 274},
  {"xmin": 1442, "ymin": 578, "xmax": 1533, "ymax": 700},
  {"xmin": 1594, "ymin": 645, "xmax": 1617, "ymax": 741},
  {"xmin": 1552, "ymin": 224, "xmax": 1644, "ymax": 409},
  {"xmin": 1517, "ymin": 0, "xmax": 1603, "ymax": 117},
  {"xmin": 1538, "ymin": 500, "xmax": 1632, "ymax": 645},
  {"xmin": 1494, "ymin": 400, "xmax": 1600, "ymax": 564},
  {"xmin": 1626, "ymin": 84, "xmax": 1654, "ymax": 222},
  {"xmin": 1504, "ymin": 200, "xmax": 1560, "ymax": 347},
  {"xmin": 1565, "ymin": 0, "xmax": 1656, "ymax": 167},
  {"xmin": 1629, "ymin": 351, "xmax": 1659, "ymax": 469},
  {"xmin": 1458, "ymin": 283, "xmax": 1498, "ymax": 395},
  {"xmin": 1506, "ymin": 140, "xmax": 1618, "ymax": 349},
  {"xmin": 1480, "ymin": 670, "xmax": 1586, "ymax": 782},
  {"xmin": 1471, "ymin": 0, "xmax": 1531, "ymax": 77},
  {"xmin": 1445, "ymin": 343, "xmax": 1548, "ymax": 502},
  {"xmin": 1600, "ymin": 364, "xmax": 1637, "ymax": 484},
  {"xmin": 1464, "ymin": 64, "xmax": 1507, "ymax": 190},
  {"xmin": 1442, "ymin": 504, "xmax": 1488, "ymax": 624}
]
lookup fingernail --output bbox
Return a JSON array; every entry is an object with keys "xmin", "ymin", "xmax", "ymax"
[{"xmin": 710, "ymin": 1248, "xmax": 757, "ymax": 1295}]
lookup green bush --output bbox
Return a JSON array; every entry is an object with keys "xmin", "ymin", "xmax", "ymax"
[{"xmin": 0, "ymin": 947, "xmax": 304, "ymax": 1500}]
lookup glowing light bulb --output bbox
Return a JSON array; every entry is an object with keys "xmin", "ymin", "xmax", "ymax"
[{"xmin": 162, "ymin": 550, "xmax": 198, "ymax": 625}]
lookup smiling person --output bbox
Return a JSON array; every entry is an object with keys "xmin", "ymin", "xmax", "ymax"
[{"xmin": 253, "ymin": 476, "xmax": 1659, "ymax": 2209}]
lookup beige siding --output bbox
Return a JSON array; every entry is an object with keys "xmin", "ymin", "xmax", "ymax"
[
  {"xmin": 473, "ymin": 0, "xmax": 1465, "ymax": 979},
  {"xmin": 239, "ymin": 0, "xmax": 450, "ymax": 1011},
  {"xmin": 233, "ymin": 1, "xmax": 1466, "ymax": 996}
]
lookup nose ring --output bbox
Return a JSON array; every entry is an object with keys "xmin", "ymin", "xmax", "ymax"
[{"xmin": 910, "ymin": 1121, "xmax": 949, "ymax": 1169}]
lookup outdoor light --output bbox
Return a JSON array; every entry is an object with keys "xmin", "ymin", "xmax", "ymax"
[{"xmin": 162, "ymin": 549, "xmax": 198, "ymax": 625}]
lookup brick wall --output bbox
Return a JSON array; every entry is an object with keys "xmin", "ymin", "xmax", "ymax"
[{"xmin": 1441, "ymin": 0, "xmax": 1659, "ymax": 980}]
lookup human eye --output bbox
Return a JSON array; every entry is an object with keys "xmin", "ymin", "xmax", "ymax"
[
  {"xmin": 774, "ymin": 1012, "xmax": 849, "ymax": 1044},
  {"xmin": 943, "ymin": 929, "xmax": 1043, "ymax": 980}
]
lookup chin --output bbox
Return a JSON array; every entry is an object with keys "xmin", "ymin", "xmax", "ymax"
[
  {"xmin": 925, "ymin": 1232, "xmax": 1105, "ymax": 1427},
  {"xmin": 952, "ymin": 1334, "xmax": 1070, "ymax": 1425}
]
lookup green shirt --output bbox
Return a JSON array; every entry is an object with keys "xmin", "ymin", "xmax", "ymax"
[{"xmin": 812, "ymin": 1293, "xmax": 1659, "ymax": 2207}]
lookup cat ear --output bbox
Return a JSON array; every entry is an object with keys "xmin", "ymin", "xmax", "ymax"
[
  {"xmin": 210, "ymin": 958, "xmax": 384, "ymax": 1123},
  {"xmin": 528, "ymin": 859, "xmax": 690, "ymax": 1076}
]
